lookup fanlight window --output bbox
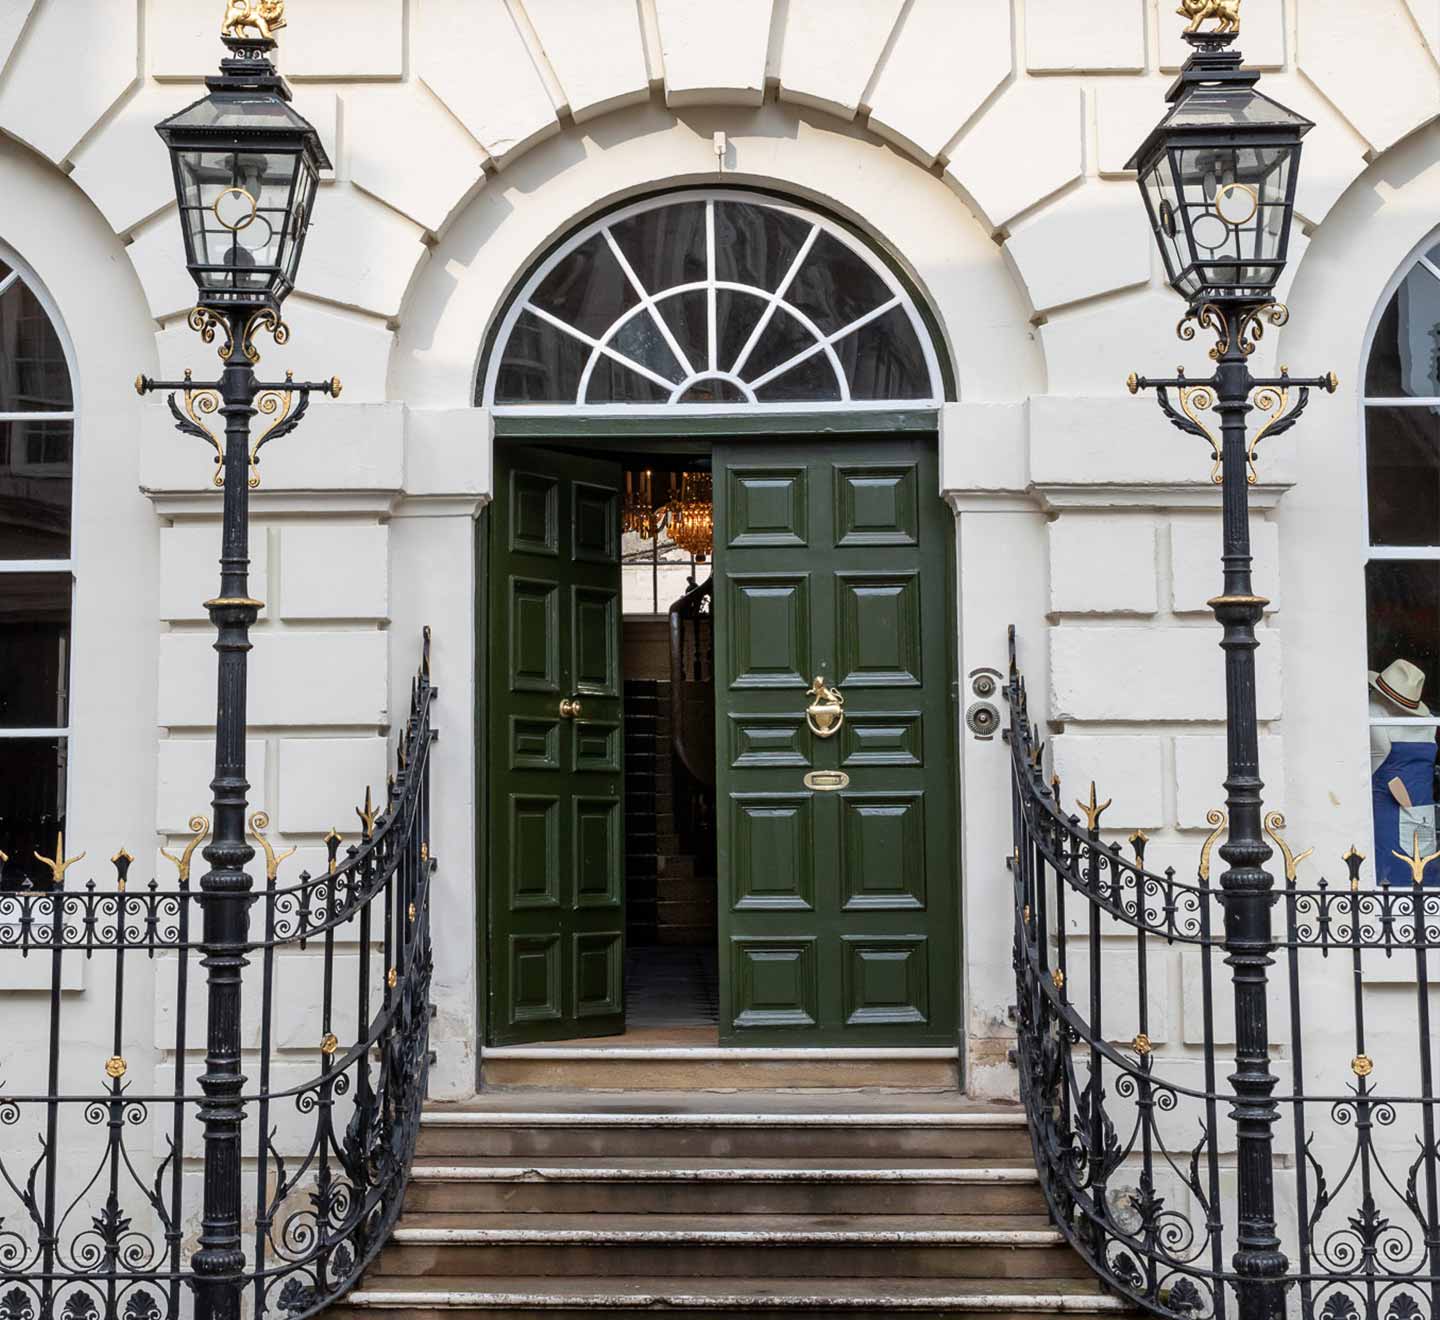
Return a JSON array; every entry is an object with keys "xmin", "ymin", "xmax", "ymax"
[{"xmin": 482, "ymin": 192, "xmax": 941, "ymax": 410}]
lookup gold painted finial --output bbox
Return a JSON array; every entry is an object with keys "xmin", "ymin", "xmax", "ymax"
[
  {"xmin": 356, "ymin": 787, "xmax": 380, "ymax": 839},
  {"xmin": 222, "ymin": 0, "xmax": 286, "ymax": 42},
  {"xmin": 249, "ymin": 811, "xmax": 297, "ymax": 883},
  {"xmin": 1177, "ymin": 0, "xmax": 1240, "ymax": 37},
  {"xmin": 161, "ymin": 816, "xmax": 211, "ymax": 884},
  {"xmin": 1391, "ymin": 833, "xmax": 1440, "ymax": 887},
  {"xmin": 34, "ymin": 831, "xmax": 85, "ymax": 888},
  {"xmin": 1263, "ymin": 812, "xmax": 1313, "ymax": 883},
  {"xmin": 1076, "ymin": 782, "xmax": 1112, "ymax": 832}
]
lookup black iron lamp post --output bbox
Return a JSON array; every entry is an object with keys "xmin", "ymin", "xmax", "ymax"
[
  {"xmin": 135, "ymin": 8, "xmax": 338, "ymax": 1320},
  {"xmin": 1126, "ymin": 9, "xmax": 1336, "ymax": 1319}
]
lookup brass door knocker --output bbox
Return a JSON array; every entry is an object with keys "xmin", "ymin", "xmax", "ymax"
[{"xmin": 806, "ymin": 676, "xmax": 845, "ymax": 739}]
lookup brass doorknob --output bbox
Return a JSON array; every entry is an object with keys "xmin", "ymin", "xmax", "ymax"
[{"xmin": 559, "ymin": 697, "xmax": 583, "ymax": 719}]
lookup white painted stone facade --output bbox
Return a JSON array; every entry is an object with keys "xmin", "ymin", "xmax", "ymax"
[{"xmin": 0, "ymin": 0, "xmax": 1435, "ymax": 1111}]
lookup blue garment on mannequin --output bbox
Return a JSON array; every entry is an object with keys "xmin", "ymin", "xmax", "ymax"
[{"xmin": 1372, "ymin": 739, "xmax": 1439, "ymax": 886}]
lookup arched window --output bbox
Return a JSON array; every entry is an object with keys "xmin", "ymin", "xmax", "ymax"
[
  {"xmin": 0, "ymin": 251, "xmax": 73, "ymax": 890},
  {"xmin": 1363, "ymin": 237, "xmax": 1440, "ymax": 885},
  {"xmin": 480, "ymin": 191, "xmax": 943, "ymax": 411}
]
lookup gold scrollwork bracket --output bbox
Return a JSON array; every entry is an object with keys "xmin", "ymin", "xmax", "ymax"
[
  {"xmin": 160, "ymin": 815, "xmax": 211, "ymax": 885},
  {"xmin": 1262, "ymin": 811, "xmax": 1314, "ymax": 883},
  {"xmin": 1198, "ymin": 808, "xmax": 1228, "ymax": 883},
  {"xmin": 1244, "ymin": 366, "xmax": 1340, "ymax": 483},
  {"xmin": 1129, "ymin": 368, "xmax": 1221, "ymax": 484},
  {"xmin": 242, "ymin": 308, "xmax": 290, "ymax": 364},
  {"xmin": 188, "ymin": 307, "xmax": 234, "ymax": 361},
  {"xmin": 249, "ymin": 811, "xmax": 297, "ymax": 883}
]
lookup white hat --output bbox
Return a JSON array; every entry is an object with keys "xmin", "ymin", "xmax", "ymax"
[{"xmin": 1369, "ymin": 658, "xmax": 1431, "ymax": 715}]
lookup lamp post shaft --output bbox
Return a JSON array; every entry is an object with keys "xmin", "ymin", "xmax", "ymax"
[
  {"xmin": 1212, "ymin": 310, "xmax": 1287, "ymax": 1320},
  {"xmin": 191, "ymin": 312, "xmax": 260, "ymax": 1320}
]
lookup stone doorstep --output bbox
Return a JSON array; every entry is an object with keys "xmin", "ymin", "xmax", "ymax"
[
  {"xmin": 341, "ymin": 1280, "xmax": 1127, "ymax": 1311},
  {"xmin": 386, "ymin": 1224, "xmax": 1064, "ymax": 1248},
  {"xmin": 421, "ymin": 1109, "xmax": 1020, "ymax": 1127},
  {"xmin": 408, "ymin": 1164, "xmax": 1040, "ymax": 1183}
]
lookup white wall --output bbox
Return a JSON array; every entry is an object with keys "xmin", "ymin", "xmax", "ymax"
[{"xmin": 0, "ymin": 0, "xmax": 1434, "ymax": 1108}]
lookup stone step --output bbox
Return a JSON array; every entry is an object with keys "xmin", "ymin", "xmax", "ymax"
[
  {"xmin": 404, "ymin": 1159, "xmax": 1046, "ymax": 1216},
  {"xmin": 335, "ymin": 1274, "xmax": 1126, "ymax": 1319},
  {"xmin": 418, "ymin": 1095, "xmax": 1022, "ymax": 1159},
  {"xmin": 473, "ymin": 1049, "xmax": 963, "ymax": 1095},
  {"xmin": 372, "ymin": 1213, "xmax": 1081, "ymax": 1280},
  {"xmin": 657, "ymin": 855, "xmax": 695, "ymax": 881}
]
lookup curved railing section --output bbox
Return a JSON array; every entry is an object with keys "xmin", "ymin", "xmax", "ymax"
[
  {"xmin": 0, "ymin": 631, "xmax": 436, "ymax": 1320},
  {"xmin": 1008, "ymin": 633, "xmax": 1440, "ymax": 1320}
]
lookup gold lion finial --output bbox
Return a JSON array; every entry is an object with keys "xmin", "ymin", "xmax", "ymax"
[
  {"xmin": 1177, "ymin": 0, "xmax": 1240, "ymax": 37},
  {"xmin": 221, "ymin": 0, "xmax": 286, "ymax": 42}
]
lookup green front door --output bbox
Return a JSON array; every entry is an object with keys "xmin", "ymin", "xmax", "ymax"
[
  {"xmin": 713, "ymin": 436, "xmax": 958, "ymax": 1045},
  {"xmin": 487, "ymin": 446, "xmax": 625, "ymax": 1044}
]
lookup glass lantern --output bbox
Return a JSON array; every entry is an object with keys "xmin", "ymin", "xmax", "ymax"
[
  {"xmin": 1127, "ymin": 40, "xmax": 1312, "ymax": 306},
  {"xmin": 155, "ymin": 40, "xmax": 329, "ymax": 315}
]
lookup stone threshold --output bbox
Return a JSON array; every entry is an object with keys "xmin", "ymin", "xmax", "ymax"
[{"xmin": 409, "ymin": 1164, "xmax": 1039, "ymax": 1182}]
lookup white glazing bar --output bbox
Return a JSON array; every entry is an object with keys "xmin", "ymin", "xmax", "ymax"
[
  {"xmin": 729, "ymin": 224, "xmax": 821, "ymax": 379},
  {"xmin": 0, "ymin": 729, "xmax": 69, "ymax": 739},
  {"xmin": 1420, "ymin": 255, "xmax": 1440, "ymax": 284},
  {"xmin": 0, "ymin": 561, "xmax": 73, "ymax": 573},
  {"xmin": 1363, "ymin": 398, "xmax": 1440, "ymax": 407},
  {"xmin": 491, "ymin": 399, "xmax": 939, "ymax": 417},
  {"xmin": 602, "ymin": 228, "xmax": 696, "ymax": 379},
  {"xmin": 1366, "ymin": 546, "xmax": 1440, "ymax": 560},
  {"xmin": 0, "ymin": 272, "xmax": 17, "ymax": 299},
  {"xmin": 0, "ymin": 412, "xmax": 75, "ymax": 424},
  {"xmin": 705, "ymin": 201, "xmax": 717, "ymax": 373}
]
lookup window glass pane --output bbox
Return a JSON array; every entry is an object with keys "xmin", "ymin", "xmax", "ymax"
[
  {"xmin": 494, "ymin": 309, "xmax": 588, "ymax": 403},
  {"xmin": 0, "ymin": 419, "xmax": 72, "ymax": 557},
  {"xmin": 713, "ymin": 202, "xmax": 811, "ymax": 292},
  {"xmin": 786, "ymin": 231, "xmax": 893, "ymax": 337},
  {"xmin": 0, "ymin": 737, "xmax": 66, "ymax": 891},
  {"xmin": 608, "ymin": 311, "xmax": 684, "ymax": 385},
  {"xmin": 608, "ymin": 202, "xmax": 707, "ymax": 297},
  {"xmin": 1366, "ymin": 560, "xmax": 1440, "ymax": 693},
  {"xmin": 586, "ymin": 358, "xmax": 672, "ymax": 404},
  {"xmin": 0, "ymin": 572, "xmax": 70, "ymax": 728},
  {"xmin": 741, "ymin": 306, "xmax": 819, "ymax": 383},
  {"xmin": 677, "ymin": 378, "xmax": 747, "ymax": 404},
  {"xmin": 715, "ymin": 289, "xmax": 767, "ymax": 374},
  {"xmin": 656, "ymin": 290, "xmax": 708, "ymax": 377},
  {"xmin": 531, "ymin": 233, "xmax": 637, "ymax": 342},
  {"xmin": 752, "ymin": 351, "xmax": 841, "ymax": 403},
  {"xmin": 1367, "ymin": 405, "xmax": 1440, "ymax": 546},
  {"xmin": 1367, "ymin": 262, "xmax": 1440, "ymax": 399},
  {"xmin": 0, "ymin": 279, "xmax": 71, "ymax": 411},
  {"xmin": 834, "ymin": 304, "xmax": 931, "ymax": 401}
]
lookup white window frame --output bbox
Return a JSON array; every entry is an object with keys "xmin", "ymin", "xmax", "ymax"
[
  {"xmin": 1361, "ymin": 233, "xmax": 1440, "ymax": 750},
  {"xmin": 482, "ymin": 189, "xmax": 945, "ymax": 416},
  {"xmin": 0, "ymin": 249, "xmax": 76, "ymax": 829}
]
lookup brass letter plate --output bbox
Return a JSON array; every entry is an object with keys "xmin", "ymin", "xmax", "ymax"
[{"xmin": 803, "ymin": 770, "xmax": 850, "ymax": 791}]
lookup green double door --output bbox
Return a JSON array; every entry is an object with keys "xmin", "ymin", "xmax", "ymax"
[{"xmin": 488, "ymin": 437, "xmax": 958, "ymax": 1046}]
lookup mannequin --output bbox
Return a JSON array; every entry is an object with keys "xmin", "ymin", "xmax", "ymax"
[{"xmin": 1370, "ymin": 658, "xmax": 1439, "ymax": 885}]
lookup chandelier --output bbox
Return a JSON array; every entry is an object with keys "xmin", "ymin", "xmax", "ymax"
[
  {"xmin": 668, "ymin": 472, "xmax": 713, "ymax": 560},
  {"xmin": 622, "ymin": 468, "xmax": 666, "ymax": 538}
]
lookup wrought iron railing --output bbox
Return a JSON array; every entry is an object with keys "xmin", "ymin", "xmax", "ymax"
[
  {"xmin": 0, "ymin": 631, "xmax": 435, "ymax": 1320},
  {"xmin": 1008, "ymin": 630, "xmax": 1440, "ymax": 1320}
]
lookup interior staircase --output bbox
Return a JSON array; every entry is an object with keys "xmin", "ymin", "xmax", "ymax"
[{"xmin": 334, "ymin": 1079, "xmax": 1129, "ymax": 1319}]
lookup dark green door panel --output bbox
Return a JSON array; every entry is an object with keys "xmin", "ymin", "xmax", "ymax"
[
  {"xmin": 713, "ymin": 437, "xmax": 957, "ymax": 1045},
  {"xmin": 489, "ymin": 447, "xmax": 625, "ymax": 1044}
]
